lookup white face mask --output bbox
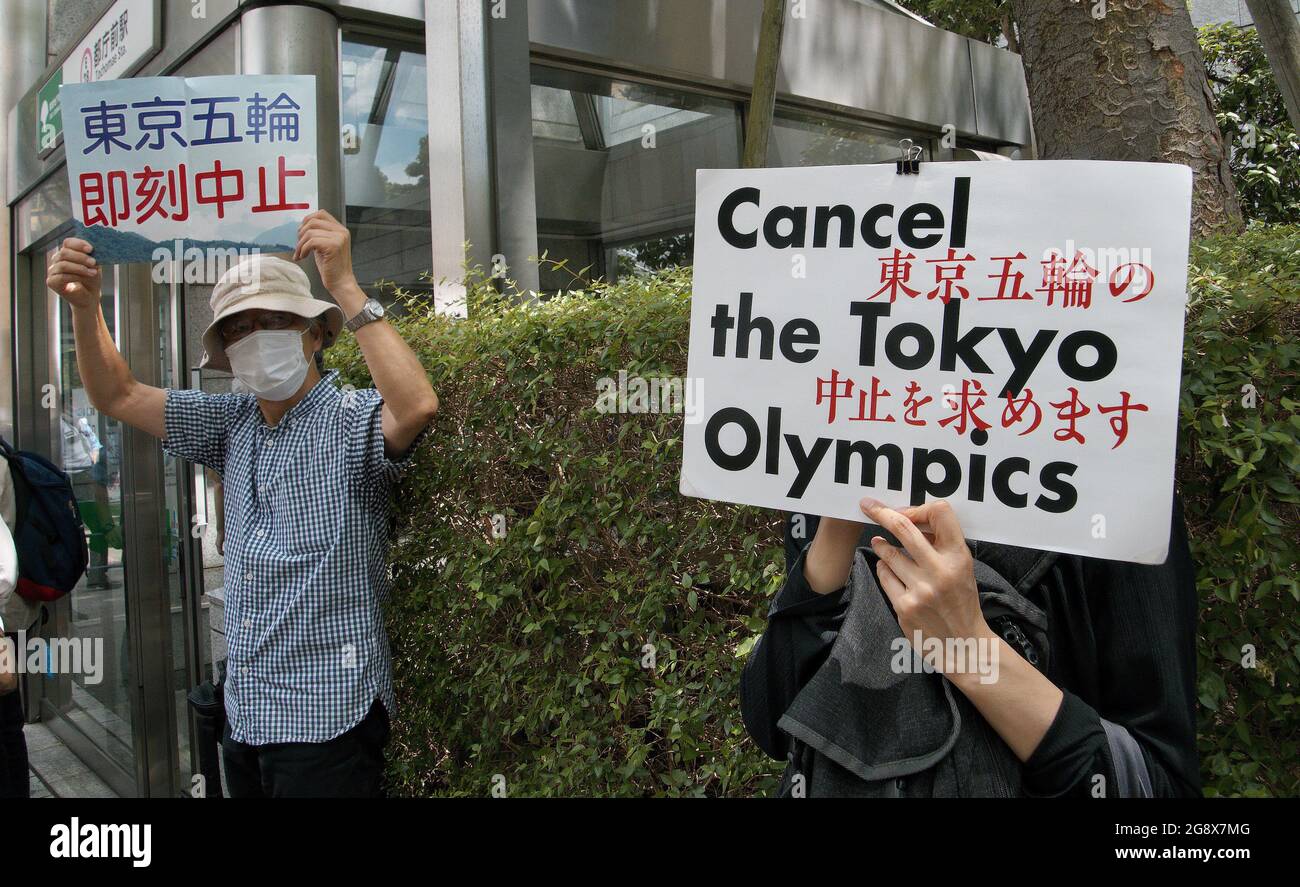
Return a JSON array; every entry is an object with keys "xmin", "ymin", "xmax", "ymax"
[{"xmin": 225, "ymin": 329, "xmax": 311, "ymax": 401}]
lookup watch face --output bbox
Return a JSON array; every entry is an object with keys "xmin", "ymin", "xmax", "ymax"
[{"xmin": 371, "ymin": 301, "xmax": 385, "ymax": 318}]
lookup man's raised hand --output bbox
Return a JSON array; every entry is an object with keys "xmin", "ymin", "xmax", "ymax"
[
  {"xmin": 47, "ymin": 238, "xmax": 102, "ymax": 309},
  {"xmin": 293, "ymin": 210, "xmax": 357, "ymax": 295}
]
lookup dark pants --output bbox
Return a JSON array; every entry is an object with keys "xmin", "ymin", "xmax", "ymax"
[
  {"xmin": 221, "ymin": 698, "xmax": 389, "ymax": 798},
  {"xmin": 0, "ymin": 673, "xmax": 29, "ymax": 799}
]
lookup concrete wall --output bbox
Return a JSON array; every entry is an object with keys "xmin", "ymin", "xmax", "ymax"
[{"xmin": 1190, "ymin": 0, "xmax": 1300, "ymax": 28}]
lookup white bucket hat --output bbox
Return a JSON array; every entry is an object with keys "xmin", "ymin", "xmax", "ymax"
[{"xmin": 200, "ymin": 255, "xmax": 344, "ymax": 373}]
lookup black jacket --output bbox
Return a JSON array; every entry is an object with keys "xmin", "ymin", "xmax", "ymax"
[{"xmin": 740, "ymin": 499, "xmax": 1201, "ymax": 797}]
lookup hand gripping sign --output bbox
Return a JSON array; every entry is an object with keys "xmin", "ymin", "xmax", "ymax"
[{"xmin": 680, "ymin": 161, "xmax": 1193, "ymax": 564}]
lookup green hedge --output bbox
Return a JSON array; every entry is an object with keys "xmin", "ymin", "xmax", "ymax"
[
  {"xmin": 1199, "ymin": 23, "xmax": 1300, "ymax": 225},
  {"xmin": 333, "ymin": 227, "xmax": 1300, "ymax": 797},
  {"xmin": 1180, "ymin": 226, "xmax": 1300, "ymax": 796},
  {"xmin": 334, "ymin": 269, "xmax": 785, "ymax": 796}
]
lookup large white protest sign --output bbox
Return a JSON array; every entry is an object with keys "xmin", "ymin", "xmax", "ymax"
[
  {"xmin": 680, "ymin": 161, "xmax": 1193, "ymax": 564},
  {"xmin": 60, "ymin": 75, "xmax": 317, "ymax": 266}
]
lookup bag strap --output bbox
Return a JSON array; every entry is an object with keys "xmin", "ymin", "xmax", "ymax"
[
  {"xmin": 1100, "ymin": 718, "xmax": 1154, "ymax": 798},
  {"xmin": 0, "ymin": 443, "xmax": 32, "ymax": 535},
  {"xmin": 971, "ymin": 538, "xmax": 1060, "ymax": 596}
]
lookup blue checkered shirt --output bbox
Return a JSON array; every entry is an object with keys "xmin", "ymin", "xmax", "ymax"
[{"xmin": 163, "ymin": 371, "xmax": 410, "ymax": 745}]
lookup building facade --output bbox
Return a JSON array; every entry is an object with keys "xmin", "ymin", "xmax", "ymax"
[
  {"xmin": 1, "ymin": 0, "xmax": 1032, "ymax": 796},
  {"xmin": 1189, "ymin": 0, "xmax": 1300, "ymax": 29}
]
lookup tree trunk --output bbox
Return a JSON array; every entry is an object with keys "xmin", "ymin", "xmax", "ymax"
[
  {"xmin": 1244, "ymin": 0, "xmax": 1300, "ymax": 136},
  {"xmin": 742, "ymin": 0, "xmax": 788, "ymax": 169},
  {"xmin": 1011, "ymin": 0, "xmax": 1243, "ymax": 236}
]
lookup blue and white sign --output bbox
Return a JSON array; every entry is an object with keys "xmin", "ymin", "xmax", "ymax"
[{"xmin": 60, "ymin": 74, "xmax": 318, "ymax": 263}]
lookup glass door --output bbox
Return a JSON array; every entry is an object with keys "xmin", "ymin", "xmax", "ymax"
[
  {"xmin": 24, "ymin": 238, "xmax": 197, "ymax": 797},
  {"xmin": 36, "ymin": 242, "xmax": 137, "ymax": 796}
]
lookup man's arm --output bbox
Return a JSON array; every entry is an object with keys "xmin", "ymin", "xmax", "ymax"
[
  {"xmin": 47, "ymin": 238, "xmax": 166, "ymax": 439},
  {"xmin": 294, "ymin": 211, "xmax": 438, "ymax": 458}
]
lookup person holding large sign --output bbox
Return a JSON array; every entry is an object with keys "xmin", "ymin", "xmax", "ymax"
[
  {"xmin": 46, "ymin": 210, "xmax": 439, "ymax": 798},
  {"xmin": 681, "ymin": 160, "xmax": 1201, "ymax": 797}
]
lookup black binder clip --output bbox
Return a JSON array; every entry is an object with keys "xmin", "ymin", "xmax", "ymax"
[{"xmin": 896, "ymin": 138, "xmax": 922, "ymax": 175}]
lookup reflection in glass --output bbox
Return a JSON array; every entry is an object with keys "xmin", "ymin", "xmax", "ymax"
[
  {"xmin": 341, "ymin": 38, "xmax": 432, "ymax": 301},
  {"xmin": 614, "ymin": 232, "xmax": 694, "ymax": 279},
  {"xmin": 46, "ymin": 253, "xmax": 135, "ymax": 777},
  {"xmin": 530, "ymin": 67, "xmax": 743, "ymax": 291},
  {"xmin": 16, "ymin": 173, "xmax": 72, "ymax": 252},
  {"xmin": 766, "ymin": 108, "xmax": 931, "ymax": 168}
]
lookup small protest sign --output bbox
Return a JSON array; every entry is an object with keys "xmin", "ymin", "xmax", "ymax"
[
  {"xmin": 60, "ymin": 74, "xmax": 318, "ymax": 265},
  {"xmin": 680, "ymin": 161, "xmax": 1193, "ymax": 564}
]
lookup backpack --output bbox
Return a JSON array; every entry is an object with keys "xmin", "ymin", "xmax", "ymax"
[{"xmin": 0, "ymin": 436, "xmax": 88, "ymax": 602}]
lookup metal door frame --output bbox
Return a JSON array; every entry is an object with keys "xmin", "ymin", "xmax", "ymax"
[{"xmin": 13, "ymin": 226, "xmax": 196, "ymax": 797}]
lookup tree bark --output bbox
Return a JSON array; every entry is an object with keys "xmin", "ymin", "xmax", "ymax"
[
  {"xmin": 1244, "ymin": 0, "xmax": 1300, "ymax": 135},
  {"xmin": 1001, "ymin": 8, "xmax": 1020, "ymax": 54},
  {"xmin": 1011, "ymin": 0, "xmax": 1243, "ymax": 236}
]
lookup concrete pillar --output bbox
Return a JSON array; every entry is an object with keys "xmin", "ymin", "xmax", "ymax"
[
  {"xmin": 239, "ymin": 3, "xmax": 343, "ymax": 303},
  {"xmin": 0, "ymin": 0, "xmax": 50, "ymax": 441},
  {"xmin": 487, "ymin": 0, "xmax": 540, "ymax": 295},
  {"xmin": 425, "ymin": 0, "xmax": 494, "ymax": 314}
]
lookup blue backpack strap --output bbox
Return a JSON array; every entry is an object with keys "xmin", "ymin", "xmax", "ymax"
[
  {"xmin": 0, "ymin": 435, "xmax": 88, "ymax": 601},
  {"xmin": 0, "ymin": 437, "xmax": 26, "ymax": 528}
]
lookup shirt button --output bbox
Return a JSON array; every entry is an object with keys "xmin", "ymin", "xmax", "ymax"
[
  {"xmin": 257, "ymin": 529, "xmax": 266, "ymax": 538},
  {"xmin": 244, "ymin": 571, "xmax": 253, "ymax": 582},
  {"xmin": 242, "ymin": 619, "xmax": 251, "ymax": 629}
]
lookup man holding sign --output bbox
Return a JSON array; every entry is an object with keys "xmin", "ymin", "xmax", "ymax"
[
  {"xmin": 49, "ymin": 74, "xmax": 440, "ymax": 797},
  {"xmin": 46, "ymin": 210, "xmax": 439, "ymax": 797},
  {"xmin": 681, "ymin": 161, "xmax": 1200, "ymax": 797}
]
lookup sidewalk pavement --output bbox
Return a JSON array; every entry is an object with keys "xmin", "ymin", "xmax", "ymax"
[{"xmin": 24, "ymin": 720, "xmax": 118, "ymax": 798}]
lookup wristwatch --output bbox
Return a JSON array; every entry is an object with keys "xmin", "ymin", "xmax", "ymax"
[{"xmin": 345, "ymin": 298, "xmax": 385, "ymax": 333}]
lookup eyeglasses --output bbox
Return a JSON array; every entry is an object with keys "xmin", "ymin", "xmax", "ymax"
[{"xmin": 219, "ymin": 311, "xmax": 306, "ymax": 345}]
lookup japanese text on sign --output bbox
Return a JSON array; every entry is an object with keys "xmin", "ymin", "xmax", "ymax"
[{"xmin": 61, "ymin": 74, "xmax": 318, "ymax": 263}]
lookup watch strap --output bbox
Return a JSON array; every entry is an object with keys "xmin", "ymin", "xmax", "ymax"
[{"xmin": 345, "ymin": 299, "xmax": 381, "ymax": 333}]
